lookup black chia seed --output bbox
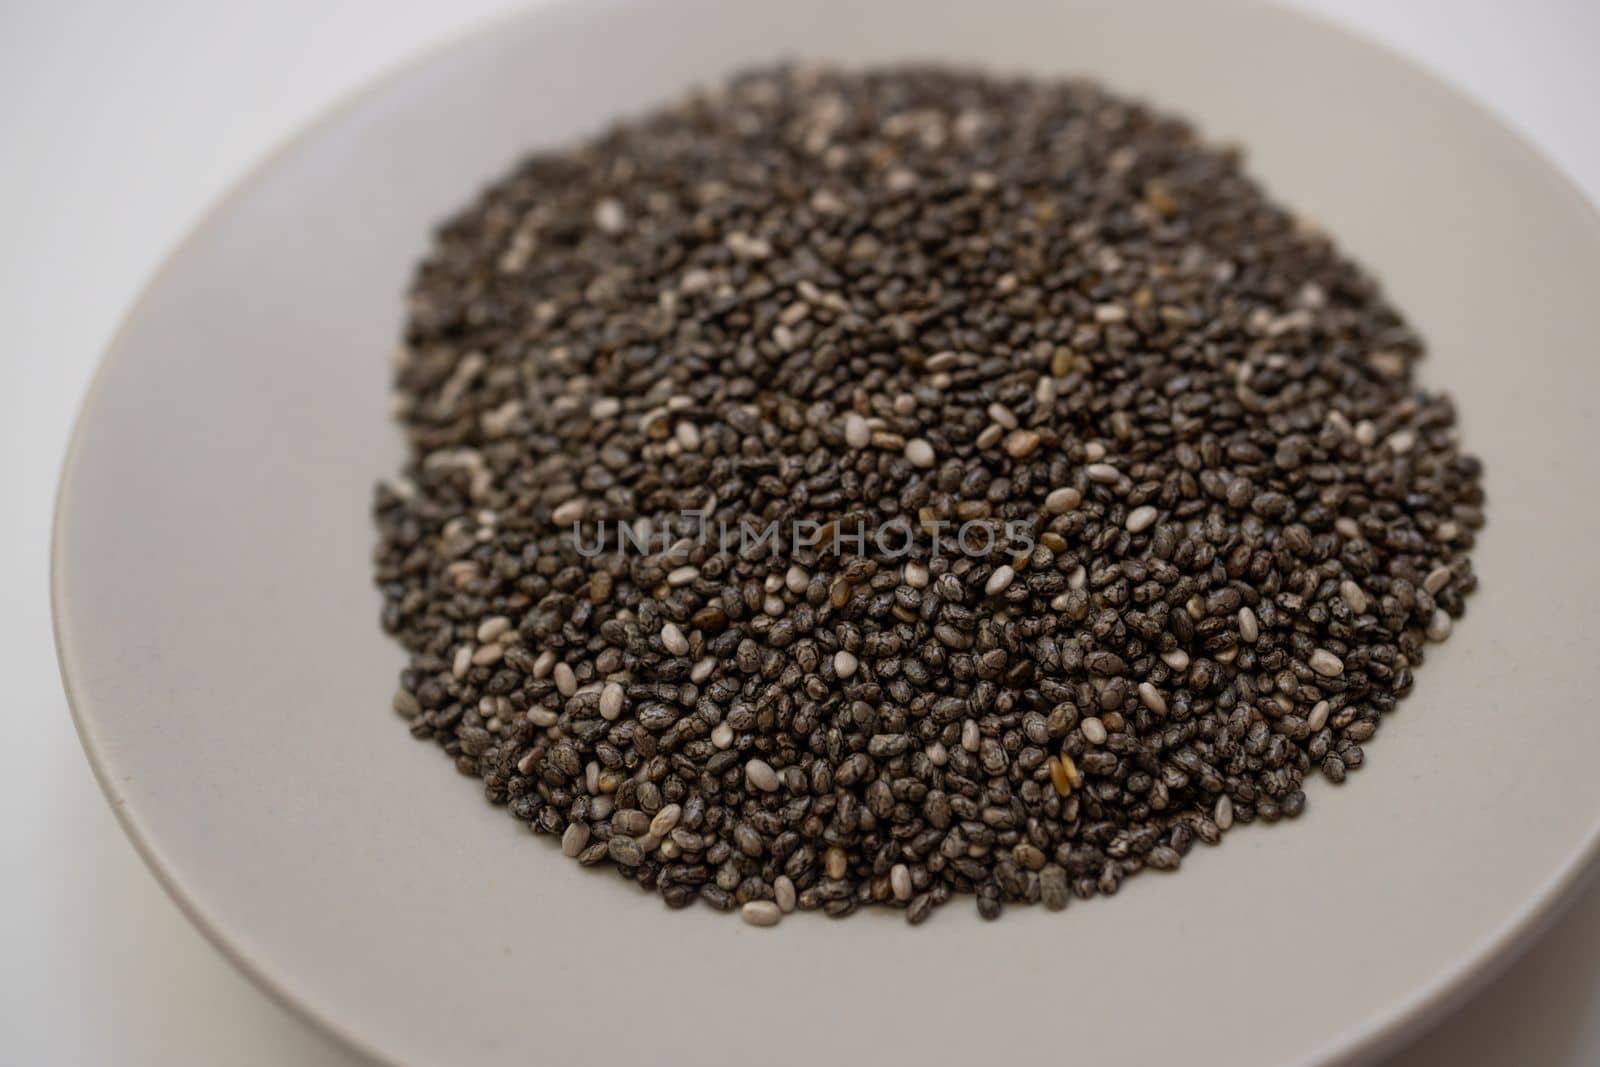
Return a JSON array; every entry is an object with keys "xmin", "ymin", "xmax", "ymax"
[{"xmin": 373, "ymin": 65, "xmax": 1485, "ymax": 925}]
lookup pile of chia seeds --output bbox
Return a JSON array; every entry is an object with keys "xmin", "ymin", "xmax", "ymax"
[{"xmin": 374, "ymin": 66, "xmax": 1483, "ymax": 925}]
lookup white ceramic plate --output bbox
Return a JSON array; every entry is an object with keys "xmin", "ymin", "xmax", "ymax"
[{"xmin": 54, "ymin": 2, "xmax": 1600, "ymax": 1065}]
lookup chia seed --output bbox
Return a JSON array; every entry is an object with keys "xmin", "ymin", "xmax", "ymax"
[{"xmin": 374, "ymin": 64, "xmax": 1484, "ymax": 926}]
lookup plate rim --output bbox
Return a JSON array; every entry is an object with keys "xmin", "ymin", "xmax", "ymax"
[{"xmin": 50, "ymin": 2, "xmax": 1600, "ymax": 1065}]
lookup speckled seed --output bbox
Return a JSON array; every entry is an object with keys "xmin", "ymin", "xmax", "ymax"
[
  {"xmin": 1044, "ymin": 487, "xmax": 1082, "ymax": 514},
  {"xmin": 660, "ymin": 622, "xmax": 689, "ymax": 656},
  {"xmin": 745, "ymin": 759, "xmax": 780, "ymax": 793},
  {"xmin": 742, "ymin": 900, "xmax": 782, "ymax": 926},
  {"xmin": 1041, "ymin": 866, "xmax": 1070, "ymax": 911},
  {"xmin": 1125, "ymin": 505, "xmax": 1158, "ymax": 533},
  {"xmin": 1215, "ymin": 795, "xmax": 1235, "ymax": 831},
  {"xmin": 607, "ymin": 836, "xmax": 644, "ymax": 866},
  {"xmin": 985, "ymin": 565, "xmax": 1016, "ymax": 596},
  {"xmin": 376, "ymin": 66, "xmax": 1484, "ymax": 928},
  {"xmin": 1309, "ymin": 649, "xmax": 1345, "ymax": 677},
  {"xmin": 599, "ymin": 681, "xmax": 624, "ymax": 720}
]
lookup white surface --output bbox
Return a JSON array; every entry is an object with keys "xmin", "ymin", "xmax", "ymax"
[{"xmin": 4, "ymin": 1, "xmax": 1598, "ymax": 1064}]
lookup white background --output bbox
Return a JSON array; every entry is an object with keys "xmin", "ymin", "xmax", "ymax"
[{"xmin": 5, "ymin": 1, "xmax": 1599, "ymax": 1063}]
